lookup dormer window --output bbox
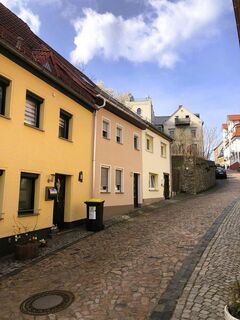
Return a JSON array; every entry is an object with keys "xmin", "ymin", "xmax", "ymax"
[{"xmin": 137, "ymin": 108, "xmax": 142, "ymax": 116}]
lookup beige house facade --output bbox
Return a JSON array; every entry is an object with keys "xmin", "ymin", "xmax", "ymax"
[
  {"xmin": 93, "ymin": 101, "xmax": 146, "ymax": 220},
  {"xmin": 160, "ymin": 105, "xmax": 204, "ymax": 157},
  {"xmin": 142, "ymin": 124, "xmax": 172, "ymax": 204}
]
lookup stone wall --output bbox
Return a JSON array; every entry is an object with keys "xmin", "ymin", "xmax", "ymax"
[{"xmin": 172, "ymin": 156, "xmax": 216, "ymax": 194}]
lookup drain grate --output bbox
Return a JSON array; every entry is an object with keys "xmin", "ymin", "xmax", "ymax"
[{"xmin": 20, "ymin": 290, "xmax": 74, "ymax": 316}]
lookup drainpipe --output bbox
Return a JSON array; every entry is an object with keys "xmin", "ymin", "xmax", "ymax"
[{"xmin": 92, "ymin": 94, "xmax": 106, "ymax": 198}]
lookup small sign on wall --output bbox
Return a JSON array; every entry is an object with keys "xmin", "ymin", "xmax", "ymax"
[{"xmin": 89, "ymin": 206, "xmax": 96, "ymax": 220}]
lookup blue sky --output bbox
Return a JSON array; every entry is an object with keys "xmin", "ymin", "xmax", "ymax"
[{"xmin": 2, "ymin": 0, "xmax": 240, "ymax": 128}]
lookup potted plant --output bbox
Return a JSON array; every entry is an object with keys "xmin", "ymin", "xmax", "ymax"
[
  {"xmin": 225, "ymin": 280, "xmax": 240, "ymax": 319},
  {"xmin": 13, "ymin": 216, "xmax": 41, "ymax": 260}
]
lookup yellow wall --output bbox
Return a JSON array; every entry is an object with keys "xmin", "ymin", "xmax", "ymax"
[{"xmin": 0, "ymin": 54, "xmax": 93, "ymax": 238}]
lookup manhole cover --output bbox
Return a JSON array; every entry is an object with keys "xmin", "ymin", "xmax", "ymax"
[{"xmin": 20, "ymin": 290, "xmax": 74, "ymax": 316}]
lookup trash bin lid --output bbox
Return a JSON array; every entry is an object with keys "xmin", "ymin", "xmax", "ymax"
[{"xmin": 85, "ymin": 198, "xmax": 105, "ymax": 203}]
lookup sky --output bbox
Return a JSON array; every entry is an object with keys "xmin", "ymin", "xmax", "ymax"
[{"xmin": 1, "ymin": 0, "xmax": 240, "ymax": 129}]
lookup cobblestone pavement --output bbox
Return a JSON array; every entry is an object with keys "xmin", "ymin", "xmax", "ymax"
[
  {"xmin": 0, "ymin": 173, "xmax": 239, "ymax": 320},
  {"xmin": 170, "ymin": 181, "xmax": 240, "ymax": 319}
]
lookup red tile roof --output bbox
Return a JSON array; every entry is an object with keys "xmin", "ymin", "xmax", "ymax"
[
  {"xmin": 0, "ymin": 3, "xmax": 147, "ymax": 129},
  {"xmin": 227, "ymin": 114, "xmax": 240, "ymax": 121},
  {"xmin": 222, "ymin": 123, "xmax": 228, "ymax": 130},
  {"xmin": 233, "ymin": 127, "xmax": 240, "ymax": 138}
]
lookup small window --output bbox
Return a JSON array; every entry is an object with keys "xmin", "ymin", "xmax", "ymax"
[
  {"xmin": 0, "ymin": 75, "xmax": 10, "ymax": 116},
  {"xmin": 24, "ymin": 91, "xmax": 43, "ymax": 128},
  {"xmin": 18, "ymin": 172, "xmax": 38, "ymax": 215},
  {"xmin": 146, "ymin": 135, "xmax": 153, "ymax": 152},
  {"xmin": 134, "ymin": 134, "xmax": 140, "ymax": 150},
  {"xmin": 161, "ymin": 142, "xmax": 167, "ymax": 157},
  {"xmin": 115, "ymin": 169, "xmax": 123, "ymax": 192},
  {"xmin": 59, "ymin": 109, "xmax": 72, "ymax": 139},
  {"xmin": 191, "ymin": 129, "xmax": 197, "ymax": 138},
  {"xmin": 102, "ymin": 120, "xmax": 110, "ymax": 139},
  {"xmin": 169, "ymin": 129, "xmax": 175, "ymax": 138},
  {"xmin": 116, "ymin": 126, "xmax": 122, "ymax": 144},
  {"xmin": 101, "ymin": 166, "xmax": 110, "ymax": 192},
  {"xmin": 137, "ymin": 108, "xmax": 142, "ymax": 116},
  {"xmin": 149, "ymin": 173, "xmax": 158, "ymax": 190}
]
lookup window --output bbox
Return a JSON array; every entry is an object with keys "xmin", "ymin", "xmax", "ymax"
[
  {"xmin": 191, "ymin": 144, "xmax": 198, "ymax": 155},
  {"xmin": 59, "ymin": 109, "xmax": 72, "ymax": 139},
  {"xmin": 161, "ymin": 142, "xmax": 167, "ymax": 157},
  {"xmin": 137, "ymin": 108, "xmax": 142, "ymax": 116},
  {"xmin": 169, "ymin": 129, "xmax": 175, "ymax": 138},
  {"xmin": 101, "ymin": 166, "xmax": 110, "ymax": 192},
  {"xmin": 102, "ymin": 120, "xmax": 110, "ymax": 139},
  {"xmin": 134, "ymin": 134, "xmax": 140, "ymax": 150},
  {"xmin": 18, "ymin": 172, "xmax": 38, "ymax": 215},
  {"xmin": 146, "ymin": 135, "xmax": 153, "ymax": 152},
  {"xmin": 24, "ymin": 91, "xmax": 43, "ymax": 128},
  {"xmin": 149, "ymin": 173, "xmax": 158, "ymax": 190},
  {"xmin": 0, "ymin": 75, "xmax": 10, "ymax": 116},
  {"xmin": 191, "ymin": 129, "xmax": 197, "ymax": 138},
  {"xmin": 116, "ymin": 126, "xmax": 122, "ymax": 144},
  {"xmin": 115, "ymin": 169, "xmax": 123, "ymax": 192}
]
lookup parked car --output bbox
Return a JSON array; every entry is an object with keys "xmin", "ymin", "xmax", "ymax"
[{"xmin": 215, "ymin": 166, "xmax": 227, "ymax": 179}]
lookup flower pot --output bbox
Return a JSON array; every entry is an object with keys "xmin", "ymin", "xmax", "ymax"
[
  {"xmin": 225, "ymin": 305, "xmax": 240, "ymax": 320},
  {"xmin": 14, "ymin": 242, "xmax": 39, "ymax": 260}
]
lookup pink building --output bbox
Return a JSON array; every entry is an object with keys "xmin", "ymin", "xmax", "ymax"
[{"xmin": 92, "ymin": 97, "xmax": 146, "ymax": 220}]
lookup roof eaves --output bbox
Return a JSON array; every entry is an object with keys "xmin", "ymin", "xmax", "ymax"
[{"xmin": 0, "ymin": 38, "xmax": 97, "ymax": 112}]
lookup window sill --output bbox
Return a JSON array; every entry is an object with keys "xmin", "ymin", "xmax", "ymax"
[
  {"xmin": 146, "ymin": 149, "xmax": 153, "ymax": 153},
  {"xmin": 102, "ymin": 136, "xmax": 110, "ymax": 140},
  {"xmin": 116, "ymin": 141, "xmax": 123, "ymax": 145},
  {"xmin": 18, "ymin": 212, "xmax": 40, "ymax": 217},
  {"xmin": 24, "ymin": 122, "xmax": 44, "ymax": 132},
  {"xmin": 149, "ymin": 188, "xmax": 159, "ymax": 192},
  {"xmin": 161, "ymin": 155, "xmax": 167, "ymax": 158},
  {"xmin": 0, "ymin": 114, "xmax": 11, "ymax": 120},
  {"xmin": 115, "ymin": 191, "xmax": 124, "ymax": 194},
  {"xmin": 134, "ymin": 148, "xmax": 140, "ymax": 151},
  {"xmin": 58, "ymin": 136, "xmax": 73, "ymax": 143},
  {"xmin": 100, "ymin": 191, "xmax": 111, "ymax": 194}
]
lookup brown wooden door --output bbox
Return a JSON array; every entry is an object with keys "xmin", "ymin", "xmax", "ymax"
[
  {"xmin": 53, "ymin": 174, "xmax": 66, "ymax": 228},
  {"xmin": 133, "ymin": 173, "xmax": 139, "ymax": 208},
  {"xmin": 164, "ymin": 173, "xmax": 170, "ymax": 199}
]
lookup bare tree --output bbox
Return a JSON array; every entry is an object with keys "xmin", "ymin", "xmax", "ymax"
[
  {"xmin": 203, "ymin": 127, "xmax": 221, "ymax": 160},
  {"xmin": 96, "ymin": 81, "xmax": 132, "ymax": 104}
]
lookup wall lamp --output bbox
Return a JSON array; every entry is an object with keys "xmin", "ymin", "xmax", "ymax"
[{"xmin": 79, "ymin": 171, "xmax": 83, "ymax": 183}]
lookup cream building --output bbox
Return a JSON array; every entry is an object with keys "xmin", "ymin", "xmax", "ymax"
[{"xmin": 155, "ymin": 105, "xmax": 204, "ymax": 157}]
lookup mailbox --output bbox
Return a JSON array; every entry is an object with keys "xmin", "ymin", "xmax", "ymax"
[{"xmin": 45, "ymin": 187, "xmax": 58, "ymax": 201}]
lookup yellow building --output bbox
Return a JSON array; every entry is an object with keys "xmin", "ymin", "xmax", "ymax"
[{"xmin": 0, "ymin": 4, "xmax": 99, "ymax": 255}]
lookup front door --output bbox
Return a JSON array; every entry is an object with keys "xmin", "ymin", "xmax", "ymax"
[
  {"xmin": 164, "ymin": 173, "xmax": 170, "ymax": 199},
  {"xmin": 133, "ymin": 173, "xmax": 139, "ymax": 208},
  {"xmin": 53, "ymin": 174, "xmax": 66, "ymax": 228}
]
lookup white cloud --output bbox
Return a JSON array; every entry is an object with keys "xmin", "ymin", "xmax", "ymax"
[
  {"xmin": 1, "ymin": 0, "xmax": 41, "ymax": 34},
  {"xmin": 70, "ymin": 0, "xmax": 231, "ymax": 68}
]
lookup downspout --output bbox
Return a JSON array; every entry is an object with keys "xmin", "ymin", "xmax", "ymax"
[{"xmin": 92, "ymin": 94, "xmax": 106, "ymax": 198}]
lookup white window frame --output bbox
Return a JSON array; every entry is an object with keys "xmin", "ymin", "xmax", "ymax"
[
  {"xmin": 149, "ymin": 173, "xmax": 158, "ymax": 190},
  {"xmin": 169, "ymin": 129, "xmax": 175, "ymax": 139},
  {"xmin": 115, "ymin": 167, "xmax": 124, "ymax": 193},
  {"xmin": 100, "ymin": 165, "xmax": 111, "ymax": 192},
  {"xmin": 102, "ymin": 117, "xmax": 111, "ymax": 140},
  {"xmin": 161, "ymin": 142, "xmax": 167, "ymax": 158},
  {"xmin": 191, "ymin": 128, "xmax": 197, "ymax": 139},
  {"xmin": 133, "ymin": 133, "xmax": 140, "ymax": 150},
  {"xmin": 146, "ymin": 134, "xmax": 153, "ymax": 153},
  {"xmin": 116, "ymin": 124, "xmax": 123, "ymax": 144}
]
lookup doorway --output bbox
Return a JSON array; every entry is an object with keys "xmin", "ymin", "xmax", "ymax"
[
  {"xmin": 164, "ymin": 173, "xmax": 170, "ymax": 199},
  {"xmin": 53, "ymin": 174, "xmax": 66, "ymax": 229},
  {"xmin": 133, "ymin": 173, "xmax": 140, "ymax": 208}
]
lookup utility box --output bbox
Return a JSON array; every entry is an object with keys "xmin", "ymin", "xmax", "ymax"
[{"xmin": 85, "ymin": 199, "xmax": 105, "ymax": 231}]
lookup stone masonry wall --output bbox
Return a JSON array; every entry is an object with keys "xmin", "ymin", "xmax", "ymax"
[{"xmin": 172, "ymin": 156, "xmax": 216, "ymax": 194}]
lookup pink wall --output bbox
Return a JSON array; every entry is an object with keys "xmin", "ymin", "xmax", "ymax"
[{"xmin": 93, "ymin": 108, "xmax": 142, "ymax": 209}]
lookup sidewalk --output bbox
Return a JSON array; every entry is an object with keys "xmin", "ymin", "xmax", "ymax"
[{"xmin": 0, "ymin": 193, "xmax": 192, "ymax": 280}]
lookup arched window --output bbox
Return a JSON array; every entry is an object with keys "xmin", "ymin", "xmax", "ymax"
[{"xmin": 137, "ymin": 108, "xmax": 142, "ymax": 116}]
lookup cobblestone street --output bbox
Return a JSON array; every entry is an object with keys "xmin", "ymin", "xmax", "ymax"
[{"xmin": 0, "ymin": 173, "xmax": 240, "ymax": 320}]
